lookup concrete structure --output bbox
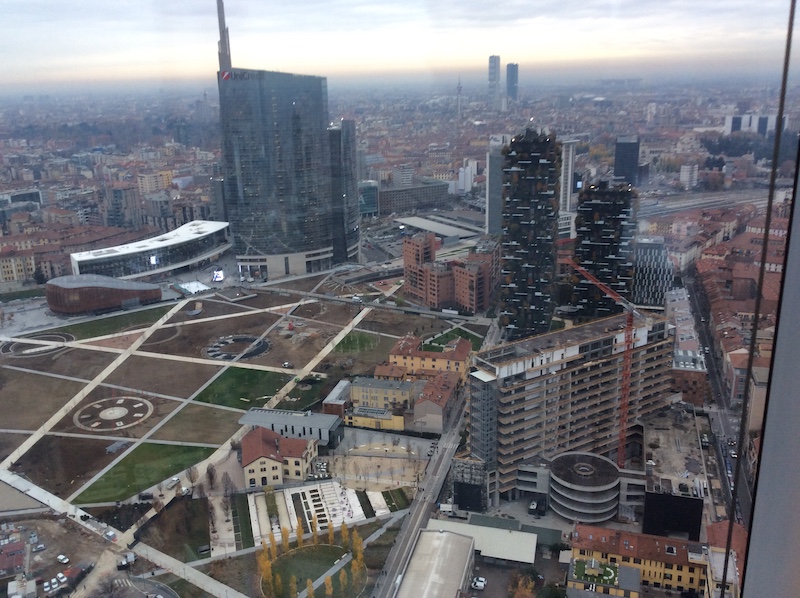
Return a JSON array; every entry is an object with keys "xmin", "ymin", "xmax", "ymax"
[
  {"xmin": 559, "ymin": 138, "xmax": 579, "ymax": 239},
  {"xmin": 241, "ymin": 427, "xmax": 318, "ymax": 488},
  {"xmin": 70, "ymin": 220, "xmax": 231, "ymax": 280},
  {"xmin": 321, "ymin": 380, "xmax": 351, "ymax": 418},
  {"xmin": 377, "ymin": 178, "xmax": 449, "ymax": 216},
  {"xmin": 396, "ymin": 529, "xmax": 474, "ymax": 598},
  {"xmin": 724, "ymin": 113, "xmax": 787, "ymax": 136},
  {"xmin": 485, "ymin": 133, "xmax": 513, "ymax": 236},
  {"xmin": 488, "ymin": 55, "xmax": 501, "ymax": 105},
  {"xmin": 468, "ymin": 313, "xmax": 672, "ymax": 502},
  {"xmin": 498, "ymin": 129, "xmax": 561, "ymax": 340},
  {"xmin": 425, "ymin": 515, "xmax": 538, "ymax": 565},
  {"xmin": 630, "ymin": 236, "xmax": 673, "ymax": 308},
  {"xmin": 103, "ymin": 183, "xmax": 141, "ymax": 229},
  {"xmin": 216, "ymin": 0, "xmax": 358, "ymax": 278},
  {"xmin": 46, "ymin": 274, "xmax": 162, "ymax": 315},
  {"xmin": 0, "ymin": 246, "xmax": 35, "ymax": 284},
  {"xmin": 239, "ymin": 408, "xmax": 344, "ymax": 448}
]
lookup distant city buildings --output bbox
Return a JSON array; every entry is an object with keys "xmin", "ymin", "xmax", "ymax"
[
  {"xmin": 724, "ymin": 114, "xmax": 787, "ymax": 137},
  {"xmin": 506, "ymin": 63, "xmax": 518, "ymax": 101},
  {"xmin": 614, "ymin": 135, "xmax": 640, "ymax": 186}
]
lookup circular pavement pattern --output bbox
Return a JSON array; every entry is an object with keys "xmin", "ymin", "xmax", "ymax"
[
  {"xmin": 205, "ymin": 334, "xmax": 270, "ymax": 361},
  {"xmin": 0, "ymin": 332, "xmax": 75, "ymax": 357},
  {"xmin": 74, "ymin": 396, "xmax": 155, "ymax": 432}
]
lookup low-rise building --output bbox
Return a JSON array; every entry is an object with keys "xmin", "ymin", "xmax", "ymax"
[
  {"xmin": 389, "ymin": 334, "xmax": 472, "ymax": 382},
  {"xmin": 241, "ymin": 427, "xmax": 318, "ymax": 488}
]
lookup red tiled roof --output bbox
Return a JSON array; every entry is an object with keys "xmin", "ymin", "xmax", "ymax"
[{"xmin": 241, "ymin": 427, "xmax": 311, "ymax": 467}]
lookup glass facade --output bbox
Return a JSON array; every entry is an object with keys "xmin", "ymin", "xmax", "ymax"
[
  {"xmin": 73, "ymin": 227, "xmax": 230, "ymax": 279},
  {"xmin": 218, "ymin": 68, "xmax": 333, "ymax": 268},
  {"xmin": 329, "ymin": 119, "xmax": 360, "ymax": 263}
]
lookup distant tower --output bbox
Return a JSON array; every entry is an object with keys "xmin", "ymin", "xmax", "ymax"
[
  {"xmin": 558, "ymin": 139, "xmax": 578, "ymax": 239},
  {"xmin": 498, "ymin": 130, "xmax": 561, "ymax": 340},
  {"xmin": 614, "ymin": 135, "xmax": 640, "ymax": 186},
  {"xmin": 485, "ymin": 134, "xmax": 512, "ymax": 236},
  {"xmin": 506, "ymin": 63, "xmax": 518, "ymax": 101},
  {"xmin": 457, "ymin": 76, "xmax": 463, "ymax": 120},
  {"xmin": 488, "ymin": 55, "xmax": 501, "ymax": 104}
]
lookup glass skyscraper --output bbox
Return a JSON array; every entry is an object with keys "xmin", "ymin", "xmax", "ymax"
[{"xmin": 216, "ymin": 0, "xmax": 358, "ymax": 279}]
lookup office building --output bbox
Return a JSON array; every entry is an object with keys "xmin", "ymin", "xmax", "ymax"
[
  {"xmin": 631, "ymin": 236, "xmax": 673, "ymax": 308},
  {"xmin": 357, "ymin": 180, "xmax": 379, "ymax": 218},
  {"xmin": 724, "ymin": 113, "xmax": 787, "ymax": 137},
  {"xmin": 215, "ymin": 0, "xmax": 358, "ymax": 279},
  {"xmin": 328, "ymin": 119, "xmax": 361, "ymax": 264},
  {"xmin": 488, "ymin": 55, "xmax": 501, "ymax": 99},
  {"xmin": 497, "ymin": 130, "xmax": 561, "ymax": 340},
  {"xmin": 573, "ymin": 183, "xmax": 636, "ymax": 319},
  {"xmin": 614, "ymin": 135, "xmax": 640, "ymax": 186},
  {"xmin": 468, "ymin": 313, "xmax": 672, "ymax": 501},
  {"xmin": 506, "ymin": 63, "xmax": 518, "ymax": 101}
]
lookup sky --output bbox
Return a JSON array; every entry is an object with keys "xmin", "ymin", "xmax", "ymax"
[{"xmin": 3, "ymin": 0, "xmax": 797, "ymax": 92}]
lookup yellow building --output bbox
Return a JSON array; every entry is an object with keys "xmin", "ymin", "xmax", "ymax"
[
  {"xmin": 241, "ymin": 427, "xmax": 317, "ymax": 488},
  {"xmin": 388, "ymin": 335, "xmax": 472, "ymax": 382},
  {"xmin": 345, "ymin": 406, "xmax": 405, "ymax": 431},
  {"xmin": 0, "ymin": 247, "xmax": 35, "ymax": 284},
  {"xmin": 571, "ymin": 524, "xmax": 707, "ymax": 595},
  {"xmin": 349, "ymin": 377, "xmax": 425, "ymax": 410}
]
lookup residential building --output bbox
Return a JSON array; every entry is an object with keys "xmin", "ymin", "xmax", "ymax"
[
  {"xmin": 0, "ymin": 247, "xmax": 35, "ymax": 285},
  {"xmin": 485, "ymin": 133, "xmax": 513, "ymax": 236},
  {"xmin": 240, "ymin": 426, "xmax": 317, "ymax": 488},
  {"xmin": 349, "ymin": 377, "xmax": 425, "ymax": 411},
  {"xmin": 413, "ymin": 371, "xmax": 460, "ymax": 434},
  {"xmin": 614, "ymin": 136, "xmax": 640, "ymax": 186},
  {"xmin": 468, "ymin": 313, "xmax": 672, "ymax": 501},
  {"xmin": 388, "ymin": 334, "xmax": 472, "ymax": 382},
  {"xmin": 572, "ymin": 182, "xmax": 636, "ymax": 319},
  {"xmin": 103, "ymin": 184, "xmax": 141, "ymax": 229},
  {"xmin": 724, "ymin": 113, "xmax": 786, "ymax": 136},
  {"xmin": 497, "ymin": 129, "xmax": 561, "ymax": 340},
  {"xmin": 630, "ymin": 236, "xmax": 673, "ymax": 308}
]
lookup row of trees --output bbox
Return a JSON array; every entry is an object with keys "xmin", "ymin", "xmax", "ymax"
[{"xmin": 257, "ymin": 518, "xmax": 366, "ymax": 598}]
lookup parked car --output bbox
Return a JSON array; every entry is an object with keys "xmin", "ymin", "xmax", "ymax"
[
  {"xmin": 50, "ymin": 578, "xmax": 59, "ymax": 590},
  {"xmin": 43, "ymin": 581, "xmax": 51, "ymax": 592},
  {"xmin": 104, "ymin": 530, "xmax": 118, "ymax": 542},
  {"xmin": 57, "ymin": 554, "xmax": 70, "ymax": 564},
  {"xmin": 32, "ymin": 543, "xmax": 46, "ymax": 552},
  {"xmin": 56, "ymin": 572, "xmax": 67, "ymax": 584}
]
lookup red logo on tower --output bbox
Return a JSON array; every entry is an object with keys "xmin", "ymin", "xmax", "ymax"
[{"xmin": 221, "ymin": 71, "xmax": 231, "ymax": 80}]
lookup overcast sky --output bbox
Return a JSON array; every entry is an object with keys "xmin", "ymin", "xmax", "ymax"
[{"xmin": 3, "ymin": 0, "xmax": 796, "ymax": 92}]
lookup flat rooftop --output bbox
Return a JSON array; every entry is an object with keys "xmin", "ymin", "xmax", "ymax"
[
  {"xmin": 397, "ymin": 529, "xmax": 474, "ymax": 598},
  {"xmin": 71, "ymin": 220, "xmax": 229, "ymax": 262},
  {"xmin": 394, "ymin": 216, "xmax": 479, "ymax": 239}
]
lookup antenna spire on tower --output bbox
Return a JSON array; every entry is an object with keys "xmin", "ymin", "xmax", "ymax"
[{"xmin": 217, "ymin": 0, "xmax": 232, "ymax": 71}]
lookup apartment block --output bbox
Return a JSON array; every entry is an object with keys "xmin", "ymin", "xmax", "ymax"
[
  {"xmin": 389, "ymin": 334, "xmax": 472, "ymax": 382},
  {"xmin": 349, "ymin": 377, "xmax": 426, "ymax": 411},
  {"xmin": 468, "ymin": 313, "xmax": 672, "ymax": 499}
]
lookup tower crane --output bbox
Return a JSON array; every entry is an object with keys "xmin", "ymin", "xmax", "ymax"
[{"xmin": 568, "ymin": 258, "xmax": 637, "ymax": 469}]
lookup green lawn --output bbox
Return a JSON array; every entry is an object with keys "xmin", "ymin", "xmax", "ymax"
[
  {"xmin": 139, "ymin": 498, "xmax": 211, "ymax": 562},
  {"xmin": 0, "ymin": 288, "xmax": 45, "ymax": 302},
  {"xmin": 75, "ymin": 443, "xmax": 215, "ymax": 503},
  {"xmin": 381, "ymin": 488, "xmax": 410, "ymax": 511},
  {"xmin": 195, "ymin": 368, "xmax": 292, "ymax": 408},
  {"xmin": 355, "ymin": 490, "xmax": 376, "ymax": 519},
  {"xmin": 233, "ymin": 493, "xmax": 255, "ymax": 549},
  {"xmin": 334, "ymin": 331, "xmax": 380, "ymax": 353},
  {"xmin": 268, "ymin": 545, "xmax": 366, "ymax": 598},
  {"xmin": 50, "ymin": 305, "xmax": 173, "ymax": 340},
  {"xmin": 276, "ymin": 377, "xmax": 334, "ymax": 411},
  {"xmin": 425, "ymin": 327, "xmax": 484, "ymax": 351},
  {"xmin": 574, "ymin": 560, "xmax": 618, "ymax": 585}
]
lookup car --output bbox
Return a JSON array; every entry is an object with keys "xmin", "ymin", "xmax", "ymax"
[
  {"xmin": 56, "ymin": 572, "xmax": 67, "ymax": 584},
  {"xmin": 473, "ymin": 576, "xmax": 487, "ymax": 585},
  {"xmin": 32, "ymin": 543, "xmax": 46, "ymax": 552},
  {"xmin": 57, "ymin": 554, "xmax": 69, "ymax": 564},
  {"xmin": 104, "ymin": 530, "xmax": 118, "ymax": 541},
  {"xmin": 50, "ymin": 578, "xmax": 59, "ymax": 590},
  {"xmin": 730, "ymin": 451, "xmax": 738, "ymax": 458},
  {"xmin": 282, "ymin": 361, "xmax": 293, "ymax": 368},
  {"xmin": 43, "ymin": 581, "xmax": 51, "ymax": 592},
  {"xmin": 471, "ymin": 579, "xmax": 486, "ymax": 590}
]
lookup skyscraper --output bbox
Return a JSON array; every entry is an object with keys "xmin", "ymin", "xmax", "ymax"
[
  {"xmin": 572, "ymin": 182, "xmax": 636, "ymax": 319},
  {"xmin": 488, "ymin": 55, "xmax": 501, "ymax": 97},
  {"xmin": 506, "ymin": 63, "xmax": 518, "ymax": 101},
  {"xmin": 614, "ymin": 135, "xmax": 640, "ymax": 186},
  {"xmin": 328, "ymin": 119, "xmax": 361, "ymax": 264},
  {"xmin": 215, "ymin": 0, "xmax": 358, "ymax": 279},
  {"xmin": 497, "ymin": 130, "xmax": 561, "ymax": 340}
]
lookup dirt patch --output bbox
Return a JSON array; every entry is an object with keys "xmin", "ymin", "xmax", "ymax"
[
  {"xmin": 150, "ymin": 403, "xmax": 243, "ymax": 445},
  {"xmin": 0, "ymin": 431, "xmax": 28, "ymax": 461},
  {"xmin": 11, "ymin": 435, "xmax": 131, "ymax": 498},
  {"xmin": 104, "ymin": 355, "xmax": 221, "ymax": 398},
  {"xmin": 166, "ymin": 298, "xmax": 255, "ymax": 325},
  {"xmin": 319, "ymin": 334, "xmax": 398, "ymax": 376},
  {"xmin": 0, "ymin": 347, "xmax": 117, "ymax": 380},
  {"xmin": 236, "ymin": 290, "xmax": 305, "ymax": 309},
  {"xmin": 248, "ymin": 323, "xmax": 341, "ymax": 369},
  {"xmin": 51, "ymin": 389, "xmax": 182, "ymax": 439},
  {"xmin": 461, "ymin": 322, "xmax": 491, "ymax": 336},
  {"xmin": 141, "ymin": 313, "xmax": 279, "ymax": 358},
  {"xmin": 357, "ymin": 310, "xmax": 451, "ymax": 338},
  {"xmin": 0, "ymin": 368, "xmax": 86, "ymax": 429},
  {"xmin": 83, "ymin": 332, "xmax": 144, "ymax": 351},
  {"xmin": 292, "ymin": 301, "xmax": 361, "ymax": 326},
  {"xmin": 271, "ymin": 273, "xmax": 330, "ymax": 293}
]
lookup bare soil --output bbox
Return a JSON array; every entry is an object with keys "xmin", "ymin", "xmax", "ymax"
[
  {"xmin": 0, "ymin": 368, "xmax": 86, "ymax": 429},
  {"xmin": 271, "ymin": 273, "xmax": 330, "ymax": 293},
  {"xmin": 166, "ymin": 298, "xmax": 256, "ymax": 325},
  {"xmin": 292, "ymin": 301, "xmax": 361, "ymax": 326},
  {"xmin": 318, "ymin": 334, "xmax": 398, "ymax": 377},
  {"xmin": 23, "ymin": 518, "xmax": 110, "ymax": 583},
  {"xmin": 150, "ymin": 403, "xmax": 243, "ymax": 445},
  {"xmin": 236, "ymin": 290, "xmax": 305, "ymax": 309},
  {"xmin": 103, "ymin": 355, "xmax": 222, "ymax": 398},
  {"xmin": 12, "ymin": 436, "xmax": 131, "ymax": 498},
  {"xmin": 0, "ymin": 431, "xmax": 27, "ymax": 461},
  {"xmin": 248, "ymin": 323, "xmax": 340, "ymax": 369},
  {"xmin": 356, "ymin": 309, "xmax": 451, "ymax": 338},
  {"xmin": 0, "ymin": 347, "xmax": 117, "ymax": 380}
]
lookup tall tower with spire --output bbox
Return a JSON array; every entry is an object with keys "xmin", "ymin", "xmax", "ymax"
[{"xmin": 215, "ymin": 1, "xmax": 360, "ymax": 279}]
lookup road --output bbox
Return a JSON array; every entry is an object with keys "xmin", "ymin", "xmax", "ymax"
[
  {"xmin": 374, "ymin": 406, "xmax": 465, "ymax": 598},
  {"xmin": 684, "ymin": 276, "xmax": 753, "ymax": 526}
]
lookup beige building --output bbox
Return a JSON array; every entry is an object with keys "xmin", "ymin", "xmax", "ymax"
[
  {"xmin": 388, "ymin": 335, "xmax": 472, "ymax": 382},
  {"xmin": 241, "ymin": 427, "xmax": 317, "ymax": 488}
]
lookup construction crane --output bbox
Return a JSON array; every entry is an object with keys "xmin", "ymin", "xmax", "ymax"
[{"xmin": 568, "ymin": 258, "xmax": 636, "ymax": 469}]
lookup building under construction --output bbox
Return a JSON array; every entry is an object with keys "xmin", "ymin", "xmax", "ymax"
[{"xmin": 467, "ymin": 312, "xmax": 672, "ymax": 504}]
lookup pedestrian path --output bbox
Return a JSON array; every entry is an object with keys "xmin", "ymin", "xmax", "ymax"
[{"xmin": 296, "ymin": 509, "xmax": 408, "ymax": 598}]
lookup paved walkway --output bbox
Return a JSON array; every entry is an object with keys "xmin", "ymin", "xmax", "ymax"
[{"xmin": 296, "ymin": 509, "xmax": 408, "ymax": 598}]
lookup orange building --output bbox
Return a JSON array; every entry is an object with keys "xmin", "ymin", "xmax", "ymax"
[{"xmin": 388, "ymin": 334, "xmax": 472, "ymax": 382}]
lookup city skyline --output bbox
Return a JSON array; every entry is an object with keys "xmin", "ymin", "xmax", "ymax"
[{"xmin": 3, "ymin": 0, "xmax": 796, "ymax": 93}]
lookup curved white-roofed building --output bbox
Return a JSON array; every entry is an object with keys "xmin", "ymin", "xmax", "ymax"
[{"xmin": 70, "ymin": 220, "xmax": 231, "ymax": 280}]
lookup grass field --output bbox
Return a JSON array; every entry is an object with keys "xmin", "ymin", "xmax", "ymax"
[
  {"xmin": 51, "ymin": 305, "xmax": 173, "ymax": 340},
  {"xmin": 75, "ymin": 443, "xmax": 215, "ymax": 503},
  {"xmin": 425, "ymin": 327, "xmax": 484, "ymax": 351},
  {"xmin": 0, "ymin": 288, "xmax": 45, "ymax": 302},
  {"xmin": 269, "ymin": 544, "xmax": 367, "ymax": 598},
  {"xmin": 334, "ymin": 331, "xmax": 380, "ymax": 353},
  {"xmin": 194, "ymin": 367, "xmax": 292, "ymax": 408},
  {"xmin": 381, "ymin": 488, "xmax": 410, "ymax": 511},
  {"xmin": 139, "ymin": 498, "xmax": 211, "ymax": 562},
  {"xmin": 233, "ymin": 493, "xmax": 255, "ymax": 549}
]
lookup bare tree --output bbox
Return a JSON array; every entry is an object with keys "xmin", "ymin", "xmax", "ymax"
[
  {"xmin": 222, "ymin": 471, "xmax": 235, "ymax": 496},
  {"xmin": 221, "ymin": 495, "xmax": 231, "ymax": 522},
  {"xmin": 152, "ymin": 498, "xmax": 164, "ymax": 514},
  {"xmin": 156, "ymin": 481, "xmax": 163, "ymax": 497},
  {"xmin": 195, "ymin": 482, "xmax": 206, "ymax": 499},
  {"xmin": 206, "ymin": 463, "xmax": 217, "ymax": 490},
  {"xmin": 186, "ymin": 465, "xmax": 199, "ymax": 489},
  {"xmin": 89, "ymin": 576, "xmax": 126, "ymax": 598},
  {"xmin": 208, "ymin": 501, "xmax": 217, "ymax": 532}
]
